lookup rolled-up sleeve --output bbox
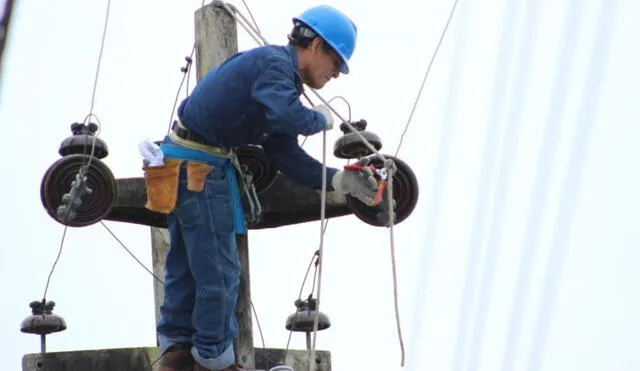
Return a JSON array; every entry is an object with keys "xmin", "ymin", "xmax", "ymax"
[{"xmin": 251, "ymin": 56, "xmax": 327, "ymax": 137}]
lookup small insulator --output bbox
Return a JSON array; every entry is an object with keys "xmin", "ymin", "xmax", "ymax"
[
  {"xmin": 58, "ymin": 122, "xmax": 109, "ymax": 159},
  {"xmin": 285, "ymin": 298, "xmax": 331, "ymax": 332},
  {"xmin": 334, "ymin": 119, "xmax": 382, "ymax": 159},
  {"xmin": 20, "ymin": 300, "xmax": 67, "ymax": 335},
  {"xmin": 339, "ymin": 119, "xmax": 368, "ymax": 134}
]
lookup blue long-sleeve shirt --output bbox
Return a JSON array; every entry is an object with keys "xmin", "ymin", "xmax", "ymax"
[{"xmin": 176, "ymin": 44, "xmax": 339, "ymax": 190}]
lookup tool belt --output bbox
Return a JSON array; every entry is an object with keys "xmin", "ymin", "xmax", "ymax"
[
  {"xmin": 168, "ymin": 120, "xmax": 232, "ymax": 158},
  {"xmin": 142, "ymin": 120, "xmax": 263, "ymax": 231}
]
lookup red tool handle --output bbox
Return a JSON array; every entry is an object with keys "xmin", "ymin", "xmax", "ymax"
[
  {"xmin": 344, "ymin": 163, "xmax": 372, "ymax": 171},
  {"xmin": 373, "ymin": 180, "xmax": 387, "ymax": 205},
  {"xmin": 345, "ymin": 163, "xmax": 387, "ymax": 205}
]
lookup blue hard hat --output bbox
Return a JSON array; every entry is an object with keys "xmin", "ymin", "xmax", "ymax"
[{"xmin": 293, "ymin": 5, "xmax": 357, "ymax": 74}]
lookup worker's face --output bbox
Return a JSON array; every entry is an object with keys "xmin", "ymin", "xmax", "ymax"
[{"xmin": 304, "ymin": 38, "xmax": 342, "ymax": 89}]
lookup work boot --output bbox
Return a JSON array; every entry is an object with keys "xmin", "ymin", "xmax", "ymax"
[
  {"xmin": 158, "ymin": 343, "xmax": 195, "ymax": 371},
  {"xmin": 193, "ymin": 362, "xmax": 247, "ymax": 371}
]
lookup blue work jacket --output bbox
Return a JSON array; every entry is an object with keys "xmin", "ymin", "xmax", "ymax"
[{"xmin": 176, "ymin": 44, "xmax": 339, "ymax": 191}]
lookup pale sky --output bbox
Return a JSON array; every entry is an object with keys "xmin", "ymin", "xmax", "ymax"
[{"xmin": 1, "ymin": 0, "xmax": 639, "ymax": 370}]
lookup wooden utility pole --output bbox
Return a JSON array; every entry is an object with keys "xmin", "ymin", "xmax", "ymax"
[
  {"xmin": 151, "ymin": 2, "xmax": 255, "ymax": 368},
  {"xmin": 192, "ymin": 7, "xmax": 255, "ymax": 366}
]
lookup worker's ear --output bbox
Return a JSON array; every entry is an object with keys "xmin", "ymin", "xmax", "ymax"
[{"xmin": 311, "ymin": 37, "xmax": 323, "ymax": 55}]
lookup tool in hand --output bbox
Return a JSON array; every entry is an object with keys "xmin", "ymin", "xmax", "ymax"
[{"xmin": 343, "ymin": 162, "xmax": 389, "ymax": 206}]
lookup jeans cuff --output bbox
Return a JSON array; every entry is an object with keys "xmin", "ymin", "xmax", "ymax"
[
  {"xmin": 158, "ymin": 333, "xmax": 193, "ymax": 356},
  {"xmin": 192, "ymin": 342, "xmax": 235, "ymax": 370}
]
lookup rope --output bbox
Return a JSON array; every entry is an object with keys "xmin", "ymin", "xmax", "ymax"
[
  {"xmin": 312, "ymin": 130, "xmax": 328, "ymax": 371},
  {"xmin": 216, "ymin": 2, "xmax": 401, "ymax": 368}
]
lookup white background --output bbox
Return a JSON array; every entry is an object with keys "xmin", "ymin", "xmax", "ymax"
[{"xmin": 1, "ymin": 0, "xmax": 639, "ymax": 370}]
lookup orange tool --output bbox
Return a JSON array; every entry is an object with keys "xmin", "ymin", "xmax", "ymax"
[{"xmin": 344, "ymin": 163, "xmax": 389, "ymax": 206}]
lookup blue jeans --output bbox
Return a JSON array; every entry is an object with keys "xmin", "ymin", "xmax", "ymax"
[{"xmin": 156, "ymin": 158, "xmax": 241, "ymax": 370}]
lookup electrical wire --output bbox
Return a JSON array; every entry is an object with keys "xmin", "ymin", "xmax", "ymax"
[
  {"xmin": 300, "ymin": 95, "xmax": 352, "ymax": 148},
  {"xmin": 250, "ymin": 299, "xmax": 267, "ymax": 349},
  {"xmin": 100, "ymin": 219, "xmax": 269, "ymax": 350},
  {"xmin": 327, "ymin": 96, "xmax": 352, "ymax": 121},
  {"xmin": 101, "ymin": 221, "xmax": 163, "ymax": 284},
  {"xmin": 166, "ymin": 0, "xmax": 205, "ymax": 134},
  {"xmin": 42, "ymin": 226, "xmax": 69, "ymax": 300},
  {"xmin": 81, "ymin": 0, "xmax": 112, "ymax": 171},
  {"xmin": 394, "ymin": 0, "xmax": 461, "ymax": 159},
  {"xmin": 406, "ymin": 1, "xmax": 469, "ymax": 368},
  {"xmin": 283, "ymin": 166, "xmax": 350, "ymax": 355},
  {"xmin": 285, "ymin": 248, "xmax": 321, "ymax": 354},
  {"xmin": 83, "ymin": 0, "xmax": 111, "ymax": 129},
  {"xmin": 42, "ymin": 114, "xmax": 104, "ymax": 300},
  {"xmin": 167, "ymin": 55, "xmax": 195, "ymax": 134},
  {"xmin": 42, "ymin": 0, "xmax": 112, "ymax": 301}
]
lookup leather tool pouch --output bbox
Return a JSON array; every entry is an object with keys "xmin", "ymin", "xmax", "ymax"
[
  {"xmin": 186, "ymin": 161, "xmax": 213, "ymax": 192},
  {"xmin": 143, "ymin": 158, "xmax": 183, "ymax": 214}
]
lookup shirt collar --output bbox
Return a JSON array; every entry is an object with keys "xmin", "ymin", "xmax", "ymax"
[
  {"xmin": 285, "ymin": 44, "xmax": 298, "ymax": 67},
  {"xmin": 284, "ymin": 44, "xmax": 303, "ymax": 91}
]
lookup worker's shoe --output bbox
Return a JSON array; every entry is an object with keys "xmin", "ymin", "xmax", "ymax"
[
  {"xmin": 193, "ymin": 362, "xmax": 247, "ymax": 371},
  {"xmin": 158, "ymin": 343, "xmax": 195, "ymax": 371}
]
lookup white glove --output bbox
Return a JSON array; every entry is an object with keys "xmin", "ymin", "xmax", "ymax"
[
  {"xmin": 332, "ymin": 159, "xmax": 379, "ymax": 206},
  {"xmin": 138, "ymin": 139, "xmax": 164, "ymax": 167},
  {"xmin": 312, "ymin": 105, "xmax": 334, "ymax": 131}
]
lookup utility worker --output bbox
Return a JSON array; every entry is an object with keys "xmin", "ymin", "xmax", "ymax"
[{"xmin": 145, "ymin": 4, "xmax": 379, "ymax": 371}]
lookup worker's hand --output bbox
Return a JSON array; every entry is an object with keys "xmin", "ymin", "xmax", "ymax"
[
  {"xmin": 312, "ymin": 105, "xmax": 334, "ymax": 131},
  {"xmin": 332, "ymin": 158, "xmax": 379, "ymax": 205}
]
